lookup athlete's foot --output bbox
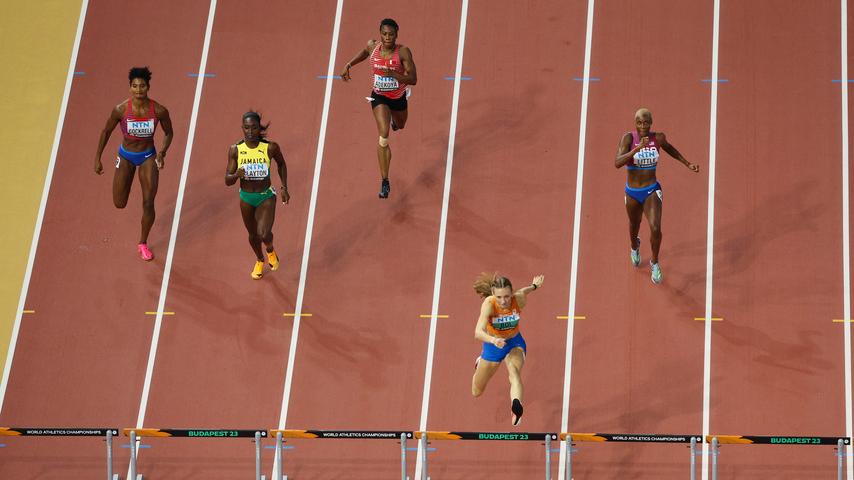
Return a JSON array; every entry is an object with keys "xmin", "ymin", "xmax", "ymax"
[
  {"xmin": 378, "ymin": 178, "xmax": 390, "ymax": 199},
  {"xmin": 267, "ymin": 250, "xmax": 280, "ymax": 271},
  {"xmin": 630, "ymin": 237, "xmax": 641, "ymax": 267},
  {"xmin": 650, "ymin": 261, "xmax": 662, "ymax": 284},
  {"xmin": 511, "ymin": 399, "xmax": 524, "ymax": 426},
  {"xmin": 137, "ymin": 243, "xmax": 154, "ymax": 261},
  {"xmin": 251, "ymin": 260, "xmax": 264, "ymax": 280}
]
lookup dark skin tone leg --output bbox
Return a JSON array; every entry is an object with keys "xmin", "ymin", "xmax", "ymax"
[
  {"xmin": 240, "ymin": 196, "xmax": 277, "ymax": 261},
  {"xmin": 373, "ymin": 104, "xmax": 393, "ymax": 179},
  {"xmin": 643, "ymin": 194, "xmax": 662, "ymax": 264},
  {"xmin": 137, "ymin": 158, "xmax": 159, "ymax": 244},
  {"xmin": 625, "ymin": 193, "xmax": 662, "ymax": 263},
  {"xmin": 112, "ymin": 157, "xmax": 136, "ymax": 209},
  {"xmin": 625, "ymin": 195, "xmax": 644, "ymax": 251}
]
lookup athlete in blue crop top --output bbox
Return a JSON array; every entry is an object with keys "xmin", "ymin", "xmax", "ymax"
[{"xmin": 615, "ymin": 108, "xmax": 699, "ymax": 284}]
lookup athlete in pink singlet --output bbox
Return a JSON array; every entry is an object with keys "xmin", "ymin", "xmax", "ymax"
[
  {"xmin": 340, "ymin": 18, "xmax": 418, "ymax": 199},
  {"xmin": 614, "ymin": 108, "xmax": 699, "ymax": 284},
  {"xmin": 94, "ymin": 67, "xmax": 173, "ymax": 261}
]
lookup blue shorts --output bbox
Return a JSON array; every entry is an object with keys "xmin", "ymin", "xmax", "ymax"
[
  {"xmin": 625, "ymin": 182, "xmax": 662, "ymax": 205},
  {"xmin": 481, "ymin": 332, "xmax": 527, "ymax": 362},
  {"xmin": 118, "ymin": 144, "xmax": 156, "ymax": 167}
]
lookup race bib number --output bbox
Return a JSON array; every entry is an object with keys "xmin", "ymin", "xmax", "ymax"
[
  {"xmin": 633, "ymin": 148, "xmax": 659, "ymax": 168},
  {"xmin": 491, "ymin": 312, "xmax": 520, "ymax": 331},
  {"xmin": 127, "ymin": 119, "xmax": 155, "ymax": 138},
  {"xmin": 373, "ymin": 74, "xmax": 399, "ymax": 92},
  {"xmin": 242, "ymin": 163, "xmax": 269, "ymax": 180}
]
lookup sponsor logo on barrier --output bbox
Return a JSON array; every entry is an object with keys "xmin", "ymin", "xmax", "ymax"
[
  {"xmin": 477, "ymin": 433, "xmax": 530, "ymax": 441},
  {"xmin": 770, "ymin": 437, "xmax": 821, "ymax": 444},
  {"xmin": 187, "ymin": 430, "xmax": 239, "ymax": 437}
]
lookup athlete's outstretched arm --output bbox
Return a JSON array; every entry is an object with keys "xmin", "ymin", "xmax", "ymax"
[
  {"xmin": 475, "ymin": 298, "xmax": 505, "ymax": 348},
  {"xmin": 514, "ymin": 275, "xmax": 544, "ymax": 309},
  {"xmin": 340, "ymin": 40, "xmax": 374, "ymax": 81},
  {"xmin": 615, "ymin": 132, "xmax": 647, "ymax": 169},
  {"xmin": 658, "ymin": 132, "xmax": 700, "ymax": 172},
  {"xmin": 224, "ymin": 145, "xmax": 244, "ymax": 186},
  {"xmin": 93, "ymin": 105, "xmax": 122, "ymax": 175},
  {"xmin": 269, "ymin": 142, "xmax": 289, "ymax": 204}
]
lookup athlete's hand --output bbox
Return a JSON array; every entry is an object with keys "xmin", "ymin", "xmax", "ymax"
[
  {"xmin": 236, "ymin": 167, "xmax": 246, "ymax": 179},
  {"xmin": 281, "ymin": 186, "xmax": 290, "ymax": 204},
  {"xmin": 638, "ymin": 136, "xmax": 650, "ymax": 149},
  {"xmin": 531, "ymin": 275, "xmax": 544, "ymax": 289},
  {"xmin": 155, "ymin": 152, "xmax": 165, "ymax": 170},
  {"xmin": 687, "ymin": 162, "xmax": 700, "ymax": 173},
  {"xmin": 340, "ymin": 64, "xmax": 351, "ymax": 82},
  {"xmin": 94, "ymin": 158, "xmax": 103, "ymax": 175},
  {"xmin": 491, "ymin": 337, "xmax": 506, "ymax": 349}
]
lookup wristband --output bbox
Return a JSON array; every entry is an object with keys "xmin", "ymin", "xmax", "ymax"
[{"xmin": 531, "ymin": 284, "xmax": 537, "ymax": 290}]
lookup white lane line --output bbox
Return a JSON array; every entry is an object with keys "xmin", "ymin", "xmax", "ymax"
[
  {"xmin": 129, "ymin": 1, "xmax": 218, "ymax": 473},
  {"xmin": 271, "ymin": 0, "xmax": 343, "ymax": 475},
  {"xmin": 701, "ymin": 0, "xmax": 721, "ymax": 479},
  {"xmin": 558, "ymin": 0, "xmax": 594, "ymax": 478},
  {"xmin": 840, "ymin": 0, "xmax": 851, "ymax": 478},
  {"xmin": 414, "ymin": 0, "xmax": 469, "ymax": 477},
  {"xmin": 0, "ymin": 0, "xmax": 90, "ymax": 415}
]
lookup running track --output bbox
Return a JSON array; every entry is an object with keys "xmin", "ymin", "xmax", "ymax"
[{"xmin": 0, "ymin": 1, "xmax": 851, "ymax": 479}]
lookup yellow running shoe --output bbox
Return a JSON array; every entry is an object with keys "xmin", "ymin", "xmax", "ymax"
[
  {"xmin": 267, "ymin": 250, "xmax": 280, "ymax": 271},
  {"xmin": 251, "ymin": 260, "xmax": 264, "ymax": 280}
]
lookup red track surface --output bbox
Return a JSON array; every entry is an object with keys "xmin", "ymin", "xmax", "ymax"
[
  {"xmin": 0, "ymin": 1, "xmax": 209, "ymax": 477},
  {"xmin": 709, "ymin": 1, "xmax": 845, "ymax": 477},
  {"xmin": 1, "ymin": 1, "xmax": 851, "ymax": 479},
  {"xmin": 568, "ymin": 0, "xmax": 712, "ymax": 477}
]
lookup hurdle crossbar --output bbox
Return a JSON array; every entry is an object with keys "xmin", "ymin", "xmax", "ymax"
[
  {"xmin": 123, "ymin": 428, "xmax": 268, "ymax": 480},
  {"xmin": 706, "ymin": 434, "xmax": 851, "ymax": 480},
  {"xmin": 0, "ymin": 428, "xmax": 120, "ymax": 479},
  {"xmin": 416, "ymin": 432, "xmax": 559, "ymax": 479},
  {"xmin": 560, "ymin": 433, "xmax": 702, "ymax": 480},
  {"xmin": 268, "ymin": 430, "xmax": 413, "ymax": 480}
]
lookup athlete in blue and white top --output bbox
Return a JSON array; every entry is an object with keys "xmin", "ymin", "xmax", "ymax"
[{"xmin": 615, "ymin": 108, "xmax": 699, "ymax": 284}]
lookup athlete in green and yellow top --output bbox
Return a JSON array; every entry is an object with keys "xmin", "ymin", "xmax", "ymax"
[{"xmin": 225, "ymin": 111, "xmax": 289, "ymax": 279}]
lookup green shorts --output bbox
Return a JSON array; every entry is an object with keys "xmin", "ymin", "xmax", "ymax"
[{"xmin": 239, "ymin": 187, "xmax": 276, "ymax": 207}]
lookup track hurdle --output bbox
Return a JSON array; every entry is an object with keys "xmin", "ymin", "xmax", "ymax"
[
  {"xmin": 415, "ymin": 431, "xmax": 560, "ymax": 479},
  {"xmin": 0, "ymin": 427, "xmax": 120, "ymax": 479},
  {"xmin": 269, "ymin": 429, "xmax": 414, "ymax": 480},
  {"xmin": 561, "ymin": 432, "xmax": 702, "ymax": 479},
  {"xmin": 123, "ymin": 428, "xmax": 268, "ymax": 479},
  {"xmin": 707, "ymin": 434, "xmax": 850, "ymax": 480}
]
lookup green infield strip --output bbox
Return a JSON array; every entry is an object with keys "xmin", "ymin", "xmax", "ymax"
[{"xmin": 0, "ymin": 0, "xmax": 84, "ymax": 387}]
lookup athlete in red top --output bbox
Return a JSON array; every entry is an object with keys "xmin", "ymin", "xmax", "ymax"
[
  {"xmin": 340, "ymin": 18, "xmax": 417, "ymax": 199},
  {"xmin": 94, "ymin": 67, "xmax": 173, "ymax": 261},
  {"xmin": 472, "ymin": 272, "xmax": 545, "ymax": 426},
  {"xmin": 614, "ymin": 108, "xmax": 698, "ymax": 283}
]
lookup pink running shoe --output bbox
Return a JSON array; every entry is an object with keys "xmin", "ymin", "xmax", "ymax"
[{"xmin": 137, "ymin": 243, "xmax": 154, "ymax": 261}]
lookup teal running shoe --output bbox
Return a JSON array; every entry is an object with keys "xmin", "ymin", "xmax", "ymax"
[
  {"xmin": 650, "ymin": 261, "xmax": 662, "ymax": 284},
  {"xmin": 630, "ymin": 237, "xmax": 641, "ymax": 267}
]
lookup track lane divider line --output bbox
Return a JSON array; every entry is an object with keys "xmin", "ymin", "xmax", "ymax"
[
  {"xmin": 558, "ymin": 1, "xmax": 595, "ymax": 478},
  {"xmin": 701, "ymin": 1, "xmax": 722, "ymax": 479},
  {"xmin": 0, "ymin": 0, "xmax": 90, "ymax": 415},
  {"xmin": 272, "ymin": 0, "xmax": 344, "ymax": 475},
  {"xmin": 128, "ymin": 2, "xmax": 218, "ymax": 477},
  {"xmin": 840, "ymin": 0, "xmax": 852, "ymax": 477},
  {"xmin": 414, "ymin": 1, "xmax": 469, "ymax": 477}
]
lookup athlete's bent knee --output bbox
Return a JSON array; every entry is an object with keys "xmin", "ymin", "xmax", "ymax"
[{"xmin": 378, "ymin": 136, "xmax": 388, "ymax": 148}]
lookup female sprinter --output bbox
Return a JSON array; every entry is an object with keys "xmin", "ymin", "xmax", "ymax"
[
  {"xmin": 94, "ymin": 66, "xmax": 173, "ymax": 261},
  {"xmin": 615, "ymin": 108, "xmax": 699, "ymax": 284},
  {"xmin": 340, "ymin": 18, "xmax": 417, "ymax": 199},
  {"xmin": 472, "ymin": 272, "xmax": 545, "ymax": 426},
  {"xmin": 225, "ymin": 112, "xmax": 289, "ymax": 280}
]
